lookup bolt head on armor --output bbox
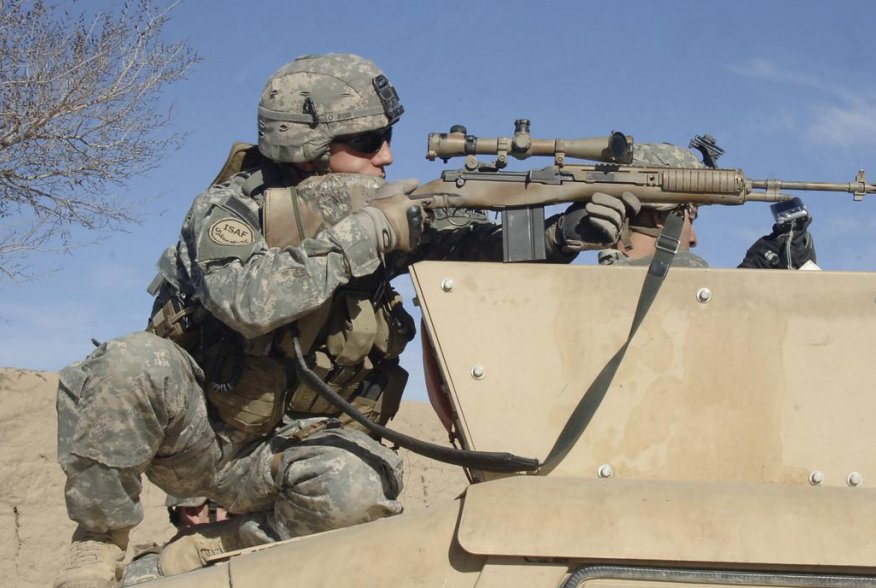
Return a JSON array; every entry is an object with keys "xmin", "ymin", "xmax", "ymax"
[{"xmin": 257, "ymin": 53, "xmax": 404, "ymax": 165}]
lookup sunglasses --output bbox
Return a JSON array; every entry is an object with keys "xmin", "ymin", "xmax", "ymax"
[{"xmin": 334, "ymin": 127, "xmax": 392, "ymax": 154}]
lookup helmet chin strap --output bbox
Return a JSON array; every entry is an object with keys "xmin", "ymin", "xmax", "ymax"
[
  {"xmin": 311, "ymin": 151, "xmax": 331, "ymax": 174},
  {"xmin": 630, "ymin": 225, "xmax": 663, "ymax": 238},
  {"xmin": 285, "ymin": 147, "xmax": 332, "ymax": 177}
]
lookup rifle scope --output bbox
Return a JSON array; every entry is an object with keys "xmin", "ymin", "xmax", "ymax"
[{"xmin": 426, "ymin": 119, "xmax": 633, "ymax": 166}]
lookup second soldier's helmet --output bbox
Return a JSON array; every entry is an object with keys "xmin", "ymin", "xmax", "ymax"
[
  {"xmin": 632, "ymin": 143, "xmax": 705, "ymax": 211},
  {"xmin": 257, "ymin": 53, "xmax": 404, "ymax": 165}
]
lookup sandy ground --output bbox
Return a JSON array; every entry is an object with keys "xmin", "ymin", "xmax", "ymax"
[{"xmin": 0, "ymin": 368, "xmax": 467, "ymax": 587}]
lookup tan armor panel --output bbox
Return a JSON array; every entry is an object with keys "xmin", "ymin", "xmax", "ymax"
[
  {"xmin": 142, "ymin": 261, "xmax": 876, "ymax": 587},
  {"xmin": 411, "ymin": 262, "xmax": 876, "ymax": 485},
  {"xmin": 458, "ymin": 476, "xmax": 876, "ymax": 567}
]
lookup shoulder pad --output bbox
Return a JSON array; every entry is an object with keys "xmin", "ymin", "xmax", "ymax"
[
  {"xmin": 673, "ymin": 251, "xmax": 710, "ymax": 268},
  {"xmin": 209, "ymin": 142, "xmax": 266, "ymax": 188},
  {"xmin": 597, "ymin": 249, "xmax": 629, "ymax": 266}
]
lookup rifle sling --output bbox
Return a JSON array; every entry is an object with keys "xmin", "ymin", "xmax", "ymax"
[
  {"xmin": 539, "ymin": 210, "xmax": 684, "ymax": 473},
  {"xmin": 628, "ymin": 210, "xmax": 684, "ymax": 339}
]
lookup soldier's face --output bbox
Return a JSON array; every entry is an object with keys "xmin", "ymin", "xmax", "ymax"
[
  {"xmin": 327, "ymin": 132, "xmax": 394, "ymax": 177},
  {"xmin": 679, "ymin": 208, "xmax": 698, "ymax": 251},
  {"xmin": 628, "ymin": 208, "xmax": 698, "ymax": 259},
  {"xmin": 661, "ymin": 207, "xmax": 698, "ymax": 252}
]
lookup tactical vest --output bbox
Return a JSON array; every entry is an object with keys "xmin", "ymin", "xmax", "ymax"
[{"xmin": 149, "ymin": 161, "xmax": 415, "ymax": 437}]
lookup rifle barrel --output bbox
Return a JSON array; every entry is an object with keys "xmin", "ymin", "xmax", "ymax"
[{"xmin": 748, "ymin": 174, "xmax": 876, "ymax": 201}]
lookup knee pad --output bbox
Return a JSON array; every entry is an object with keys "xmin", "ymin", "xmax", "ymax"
[{"xmin": 270, "ymin": 433, "xmax": 403, "ymax": 538}]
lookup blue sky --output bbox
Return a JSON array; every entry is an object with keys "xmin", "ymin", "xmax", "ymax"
[{"xmin": 2, "ymin": 0, "xmax": 875, "ymax": 402}]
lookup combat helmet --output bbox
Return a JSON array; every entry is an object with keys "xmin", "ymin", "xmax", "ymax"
[
  {"xmin": 632, "ymin": 143, "xmax": 704, "ymax": 211},
  {"xmin": 626, "ymin": 143, "xmax": 704, "ymax": 237},
  {"xmin": 257, "ymin": 53, "xmax": 404, "ymax": 167}
]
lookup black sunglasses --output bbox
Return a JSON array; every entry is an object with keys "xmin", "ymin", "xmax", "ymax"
[{"xmin": 334, "ymin": 127, "xmax": 392, "ymax": 154}]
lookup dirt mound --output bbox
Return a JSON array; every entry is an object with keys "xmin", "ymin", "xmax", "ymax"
[{"xmin": 0, "ymin": 368, "xmax": 466, "ymax": 587}]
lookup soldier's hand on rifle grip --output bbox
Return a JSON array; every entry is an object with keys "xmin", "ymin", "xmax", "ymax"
[
  {"xmin": 556, "ymin": 191, "xmax": 642, "ymax": 252},
  {"xmin": 367, "ymin": 178, "xmax": 425, "ymax": 252},
  {"xmin": 406, "ymin": 205, "xmax": 424, "ymax": 251}
]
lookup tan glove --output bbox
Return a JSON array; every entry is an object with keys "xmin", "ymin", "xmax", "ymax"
[
  {"xmin": 556, "ymin": 191, "xmax": 642, "ymax": 251},
  {"xmin": 362, "ymin": 178, "xmax": 424, "ymax": 252}
]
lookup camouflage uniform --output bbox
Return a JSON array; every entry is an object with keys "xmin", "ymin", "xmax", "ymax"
[
  {"xmin": 597, "ymin": 248, "xmax": 710, "ymax": 268},
  {"xmin": 57, "ymin": 165, "xmax": 573, "ymax": 545}
]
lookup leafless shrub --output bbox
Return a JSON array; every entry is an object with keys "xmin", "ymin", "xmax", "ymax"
[{"xmin": 0, "ymin": 0, "xmax": 199, "ymax": 280}]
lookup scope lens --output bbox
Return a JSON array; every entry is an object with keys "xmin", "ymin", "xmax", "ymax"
[{"xmin": 609, "ymin": 132, "xmax": 630, "ymax": 162}]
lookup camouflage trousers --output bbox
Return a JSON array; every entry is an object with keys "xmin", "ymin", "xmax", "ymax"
[{"xmin": 56, "ymin": 331, "xmax": 403, "ymax": 542}]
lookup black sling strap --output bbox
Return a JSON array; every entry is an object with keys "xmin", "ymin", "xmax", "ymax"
[
  {"xmin": 290, "ymin": 336, "xmax": 540, "ymax": 473},
  {"xmin": 627, "ymin": 210, "xmax": 685, "ymax": 339},
  {"xmin": 539, "ymin": 210, "xmax": 685, "ymax": 474}
]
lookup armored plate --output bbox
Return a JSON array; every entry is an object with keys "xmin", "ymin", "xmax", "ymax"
[
  {"xmin": 411, "ymin": 262, "xmax": 876, "ymax": 485},
  {"xmin": 458, "ymin": 476, "xmax": 876, "ymax": 568}
]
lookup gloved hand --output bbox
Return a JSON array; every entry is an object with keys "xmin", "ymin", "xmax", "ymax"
[
  {"xmin": 364, "ymin": 178, "xmax": 424, "ymax": 252},
  {"xmin": 738, "ymin": 216, "xmax": 816, "ymax": 269},
  {"xmin": 556, "ymin": 191, "xmax": 642, "ymax": 251}
]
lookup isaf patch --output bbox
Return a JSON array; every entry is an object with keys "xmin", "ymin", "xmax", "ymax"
[
  {"xmin": 209, "ymin": 218, "xmax": 255, "ymax": 246},
  {"xmin": 197, "ymin": 203, "xmax": 261, "ymax": 264}
]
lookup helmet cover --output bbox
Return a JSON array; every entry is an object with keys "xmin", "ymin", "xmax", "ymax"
[
  {"xmin": 632, "ymin": 143, "xmax": 705, "ymax": 211},
  {"xmin": 258, "ymin": 53, "xmax": 403, "ymax": 164}
]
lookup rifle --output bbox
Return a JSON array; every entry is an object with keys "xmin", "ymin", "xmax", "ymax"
[{"xmin": 411, "ymin": 120, "xmax": 876, "ymax": 261}]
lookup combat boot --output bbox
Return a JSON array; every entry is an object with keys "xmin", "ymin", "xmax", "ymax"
[
  {"xmin": 53, "ymin": 526, "xmax": 129, "ymax": 588},
  {"xmin": 157, "ymin": 518, "xmax": 248, "ymax": 577}
]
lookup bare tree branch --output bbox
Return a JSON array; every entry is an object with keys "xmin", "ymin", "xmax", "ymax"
[{"xmin": 0, "ymin": 0, "xmax": 199, "ymax": 280}]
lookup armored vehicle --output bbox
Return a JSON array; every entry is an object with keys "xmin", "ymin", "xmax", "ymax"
[{"xmin": 140, "ymin": 126, "xmax": 876, "ymax": 587}]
